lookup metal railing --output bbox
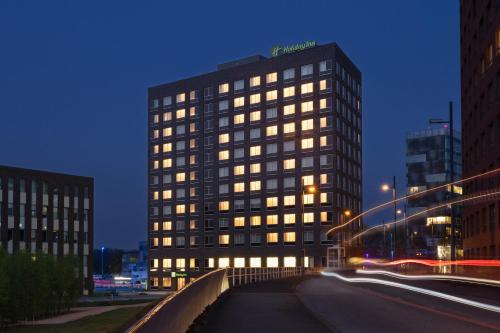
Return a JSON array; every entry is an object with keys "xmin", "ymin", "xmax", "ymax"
[{"xmin": 125, "ymin": 266, "xmax": 304, "ymax": 333}]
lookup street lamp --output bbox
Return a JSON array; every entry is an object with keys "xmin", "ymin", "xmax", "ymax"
[
  {"xmin": 301, "ymin": 180, "xmax": 316, "ymax": 272},
  {"xmin": 429, "ymin": 101, "xmax": 456, "ymax": 261},
  {"xmin": 341, "ymin": 210, "xmax": 351, "ymax": 261},
  {"xmin": 381, "ymin": 176, "xmax": 397, "ymax": 260}
]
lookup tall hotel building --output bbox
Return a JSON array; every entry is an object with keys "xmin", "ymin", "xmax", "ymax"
[
  {"xmin": 147, "ymin": 42, "xmax": 362, "ymax": 290},
  {"xmin": 0, "ymin": 165, "xmax": 94, "ymax": 294},
  {"xmin": 460, "ymin": 1, "xmax": 500, "ymax": 259}
]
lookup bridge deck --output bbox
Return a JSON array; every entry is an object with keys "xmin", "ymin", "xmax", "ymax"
[{"xmin": 191, "ymin": 276, "xmax": 330, "ymax": 333}]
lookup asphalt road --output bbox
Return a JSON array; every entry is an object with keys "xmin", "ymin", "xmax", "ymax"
[{"xmin": 297, "ymin": 275, "xmax": 500, "ymax": 333}]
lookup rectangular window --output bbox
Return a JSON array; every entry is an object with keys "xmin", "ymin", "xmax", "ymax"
[
  {"xmin": 301, "ymin": 138, "xmax": 314, "ymax": 149},
  {"xmin": 234, "ymin": 182, "xmax": 245, "ymax": 192},
  {"xmin": 301, "ymin": 101, "xmax": 313, "ymax": 113},
  {"xmin": 301, "ymin": 82, "xmax": 313, "ymax": 95},
  {"xmin": 219, "ymin": 83, "xmax": 229, "ymax": 94},
  {"xmin": 234, "ymin": 80, "xmax": 244, "ymax": 91},
  {"xmin": 303, "ymin": 212, "xmax": 314, "ymax": 224},
  {"xmin": 283, "ymin": 68, "xmax": 295, "ymax": 81},
  {"xmin": 176, "ymin": 93, "xmax": 185, "ymax": 103},
  {"xmin": 283, "ymin": 122, "xmax": 295, "ymax": 134},
  {"xmin": 284, "ymin": 232, "xmax": 296, "ymax": 244},
  {"xmin": 301, "ymin": 64, "xmax": 313, "ymax": 77},
  {"xmin": 284, "ymin": 214, "xmax": 296, "ymax": 225},
  {"xmin": 250, "ymin": 216, "xmax": 261, "ymax": 227},
  {"xmin": 266, "ymin": 72, "xmax": 277, "ymax": 84},
  {"xmin": 283, "ymin": 104, "xmax": 295, "ymax": 116},
  {"xmin": 267, "ymin": 232, "xmax": 278, "ymax": 244},
  {"xmin": 284, "ymin": 158, "xmax": 295, "ymax": 170},
  {"xmin": 266, "ymin": 125, "xmax": 278, "ymax": 136},
  {"xmin": 250, "ymin": 93, "xmax": 261, "ymax": 105},
  {"xmin": 319, "ymin": 60, "xmax": 332, "ymax": 72},
  {"xmin": 283, "ymin": 86, "xmax": 295, "ymax": 98},
  {"xmin": 234, "ymin": 96, "xmax": 245, "ymax": 108},
  {"xmin": 234, "ymin": 217, "xmax": 245, "ymax": 228},
  {"xmin": 234, "ymin": 165, "xmax": 245, "ymax": 176},
  {"xmin": 250, "ymin": 110, "xmax": 261, "ymax": 122},
  {"xmin": 250, "ymin": 180, "xmax": 261, "ymax": 191},
  {"xmin": 266, "ymin": 90, "xmax": 277, "ymax": 101},
  {"xmin": 219, "ymin": 150, "xmax": 230, "ymax": 160},
  {"xmin": 250, "ymin": 163, "xmax": 261, "ymax": 174},
  {"xmin": 250, "ymin": 76, "xmax": 261, "ymax": 88},
  {"xmin": 301, "ymin": 118, "xmax": 314, "ymax": 131},
  {"xmin": 266, "ymin": 107, "xmax": 277, "ymax": 119},
  {"xmin": 234, "ymin": 113, "xmax": 245, "ymax": 125},
  {"xmin": 250, "ymin": 145, "xmax": 261, "ymax": 156},
  {"xmin": 176, "ymin": 109, "xmax": 185, "ymax": 119},
  {"xmin": 266, "ymin": 197, "xmax": 278, "ymax": 209}
]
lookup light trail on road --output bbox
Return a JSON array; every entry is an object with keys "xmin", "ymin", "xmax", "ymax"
[
  {"xmin": 326, "ymin": 167, "xmax": 500, "ymax": 236},
  {"xmin": 321, "ymin": 271, "xmax": 500, "ymax": 314},
  {"xmin": 355, "ymin": 269, "xmax": 500, "ymax": 287},
  {"xmin": 350, "ymin": 258, "xmax": 500, "ymax": 267},
  {"xmin": 348, "ymin": 190, "xmax": 500, "ymax": 241}
]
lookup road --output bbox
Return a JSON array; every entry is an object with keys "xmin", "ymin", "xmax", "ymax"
[
  {"xmin": 297, "ymin": 274, "xmax": 500, "ymax": 333},
  {"xmin": 197, "ymin": 274, "xmax": 500, "ymax": 333}
]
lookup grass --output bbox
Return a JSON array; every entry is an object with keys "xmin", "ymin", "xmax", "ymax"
[{"xmin": 3, "ymin": 302, "xmax": 155, "ymax": 333}]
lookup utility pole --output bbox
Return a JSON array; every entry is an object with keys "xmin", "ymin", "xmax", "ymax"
[{"xmin": 449, "ymin": 101, "xmax": 456, "ymax": 261}]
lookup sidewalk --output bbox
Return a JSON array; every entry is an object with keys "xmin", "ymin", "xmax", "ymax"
[{"xmin": 21, "ymin": 303, "xmax": 149, "ymax": 325}]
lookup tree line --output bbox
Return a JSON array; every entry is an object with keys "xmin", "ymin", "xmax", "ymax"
[{"xmin": 0, "ymin": 250, "xmax": 82, "ymax": 326}]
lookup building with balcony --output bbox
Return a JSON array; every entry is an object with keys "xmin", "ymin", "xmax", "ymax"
[
  {"xmin": 147, "ymin": 42, "xmax": 362, "ymax": 290},
  {"xmin": 0, "ymin": 165, "xmax": 94, "ymax": 294}
]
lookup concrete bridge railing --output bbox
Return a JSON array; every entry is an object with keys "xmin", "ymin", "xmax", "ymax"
[{"xmin": 125, "ymin": 266, "xmax": 304, "ymax": 333}]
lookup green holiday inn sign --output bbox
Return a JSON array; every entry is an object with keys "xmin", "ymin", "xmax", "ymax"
[{"xmin": 271, "ymin": 41, "xmax": 317, "ymax": 57}]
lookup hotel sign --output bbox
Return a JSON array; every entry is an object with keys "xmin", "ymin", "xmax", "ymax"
[{"xmin": 271, "ymin": 41, "xmax": 317, "ymax": 57}]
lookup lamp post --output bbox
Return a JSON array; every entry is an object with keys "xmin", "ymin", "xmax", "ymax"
[
  {"xmin": 101, "ymin": 246, "xmax": 105, "ymax": 276},
  {"xmin": 382, "ymin": 176, "xmax": 397, "ymax": 260},
  {"xmin": 429, "ymin": 101, "xmax": 456, "ymax": 261},
  {"xmin": 301, "ymin": 180, "xmax": 316, "ymax": 272},
  {"xmin": 341, "ymin": 209, "xmax": 351, "ymax": 266}
]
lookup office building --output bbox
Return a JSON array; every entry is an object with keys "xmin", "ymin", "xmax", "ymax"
[
  {"xmin": 0, "ymin": 165, "xmax": 94, "ymax": 294},
  {"xmin": 460, "ymin": 1, "xmax": 500, "ymax": 258},
  {"xmin": 147, "ymin": 42, "xmax": 362, "ymax": 289},
  {"xmin": 406, "ymin": 126, "xmax": 462, "ymax": 259}
]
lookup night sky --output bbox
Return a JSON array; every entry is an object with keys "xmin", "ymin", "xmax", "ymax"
[{"xmin": 0, "ymin": 1, "xmax": 460, "ymax": 249}]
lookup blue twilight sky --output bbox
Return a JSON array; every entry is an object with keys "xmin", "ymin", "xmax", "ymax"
[{"xmin": 0, "ymin": 0, "xmax": 460, "ymax": 249}]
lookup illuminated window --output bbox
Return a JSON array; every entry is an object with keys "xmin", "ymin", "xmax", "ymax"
[
  {"xmin": 303, "ymin": 194, "xmax": 314, "ymax": 205},
  {"xmin": 266, "ymin": 72, "xmax": 277, "ymax": 84},
  {"xmin": 219, "ymin": 150, "xmax": 230, "ymax": 160},
  {"xmin": 162, "ymin": 190, "xmax": 172, "ymax": 200},
  {"xmin": 267, "ymin": 232, "xmax": 278, "ymax": 244},
  {"xmin": 266, "ymin": 197, "xmax": 278, "ymax": 208},
  {"xmin": 284, "ymin": 256, "xmax": 296, "ymax": 267},
  {"xmin": 176, "ymin": 109, "xmax": 185, "ymax": 119},
  {"xmin": 284, "ymin": 232, "xmax": 296, "ymax": 244},
  {"xmin": 190, "ymin": 106, "xmax": 197, "ymax": 117},
  {"xmin": 163, "ymin": 127, "xmax": 172, "ymax": 137},
  {"xmin": 163, "ymin": 237, "xmax": 172, "ymax": 247},
  {"xmin": 153, "ymin": 160, "xmax": 159, "ymax": 169},
  {"xmin": 219, "ymin": 83, "xmax": 229, "ymax": 94},
  {"xmin": 250, "ymin": 110, "xmax": 261, "ymax": 122},
  {"xmin": 284, "ymin": 213, "xmax": 296, "ymax": 225},
  {"xmin": 153, "ymin": 145, "xmax": 159, "ymax": 154},
  {"xmin": 234, "ymin": 96, "xmax": 245, "ymax": 108},
  {"xmin": 250, "ymin": 181, "xmax": 261, "ymax": 191},
  {"xmin": 218, "ymin": 257, "xmax": 230, "ymax": 268},
  {"xmin": 163, "ymin": 112, "xmax": 172, "ymax": 123},
  {"xmin": 250, "ymin": 215, "xmax": 261, "ymax": 227},
  {"xmin": 234, "ymin": 165, "xmax": 245, "ymax": 176},
  {"xmin": 234, "ymin": 217, "xmax": 245, "ymax": 228},
  {"xmin": 283, "ymin": 86, "xmax": 295, "ymax": 98},
  {"xmin": 219, "ymin": 133, "xmax": 230, "ymax": 144},
  {"xmin": 207, "ymin": 258, "xmax": 215, "ymax": 269},
  {"xmin": 283, "ymin": 122, "xmax": 295, "ymax": 134},
  {"xmin": 153, "ymin": 191, "xmax": 159, "ymax": 200},
  {"xmin": 234, "ymin": 182, "xmax": 245, "ymax": 192},
  {"xmin": 250, "ymin": 93, "xmax": 261, "ymax": 104},
  {"xmin": 250, "ymin": 163, "xmax": 261, "ymax": 173},
  {"xmin": 189, "ymin": 155, "xmax": 196, "ymax": 165},
  {"xmin": 234, "ymin": 257, "xmax": 245, "ymax": 268},
  {"xmin": 320, "ymin": 136, "xmax": 331, "ymax": 147},
  {"xmin": 160, "ymin": 260, "xmax": 171, "ymax": 273},
  {"xmin": 153, "ymin": 222, "xmax": 159, "ymax": 231},
  {"xmin": 302, "ymin": 118, "xmax": 314, "ymax": 131},
  {"xmin": 189, "ymin": 123, "xmax": 196, "ymax": 133},
  {"xmin": 266, "ymin": 215, "xmax": 278, "ymax": 226},
  {"xmin": 250, "ymin": 145, "xmax": 261, "ymax": 156},
  {"xmin": 266, "ymin": 125, "xmax": 278, "ymax": 136},
  {"xmin": 426, "ymin": 216, "xmax": 451, "ymax": 226},
  {"xmin": 284, "ymin": 159, "xmax": 295, "ymax": 170},
  {"xmin": 320, "ymin": 193, "xmax": 332, "ymax": 205},
  {"xmin": 320, "ymin": 98, "xmax": 330, "ymax": 110},
  {"xmin": 266, "ymin": 257, "xmax": 279, "ymax": 267},
  {"xmin": 301, "ymin": 101, "xmax": 313, "ymax": 113},
  {"xmin": 284, "ymin": 195, "xmax": 296, "ymax": 206},
  {"xmin": 301, "ymin": 138, "xmax": 314, "ymax": 149},
  {"xmin": 175, "ymin": 258, "xmax": 186, "ymax": 271},
  {"xmin": 176, "ymin": 204, "xmax": 185, "ymax": 214},
  {"xmin": 302, "ymin": 175, "xmax": 314, "ymax": 186},
  {"xmin": 234, "ymin": 113, "xmax": 245, "ymax": 125},
  {"xmin": 163, "ymin": 221, "xmax": 172, "ymax": 230},
  {"xmin": 219, "ymin": 201, "xmax": 230, "ymax": 212},
  {"xmin": 250, "ymin": 76, "xmax": 261, "ymax": 88},
  {"xmin": 266, "ymin": 90, "xmax": 277, "ymax": 101},
  {"xmin": 176, "ymin": 172, "xmax": 185, "ymax": 182},
  {"xmin": 176, "ymin": 93, "xmax": 185, "ymax": 103},
  {"xmin": 163, "ymin": 143, "xmax": 172, "ymax": 152},
  {"xmin": 219, "ymin": 235, "xmax": 230, "ymax": 246},
  {"xmin": 301, "ymin": 83, "xmax": 313, "ymax": 95},
  {"xmin": 283, "ymin": 104, "xmax": 295, "ymax": 116},
  {"xmin": 250, "ymin": 257, "xmax": 262, "ymax": 268}
]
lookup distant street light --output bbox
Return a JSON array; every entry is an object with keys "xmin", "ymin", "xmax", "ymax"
[
  {"xmin": 382, "ymin": 176, "xmax": 397, "ymax": 260},
  {"xmin": 101, "ymin": 246, "xmax": 105, "ymax": 276}
]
